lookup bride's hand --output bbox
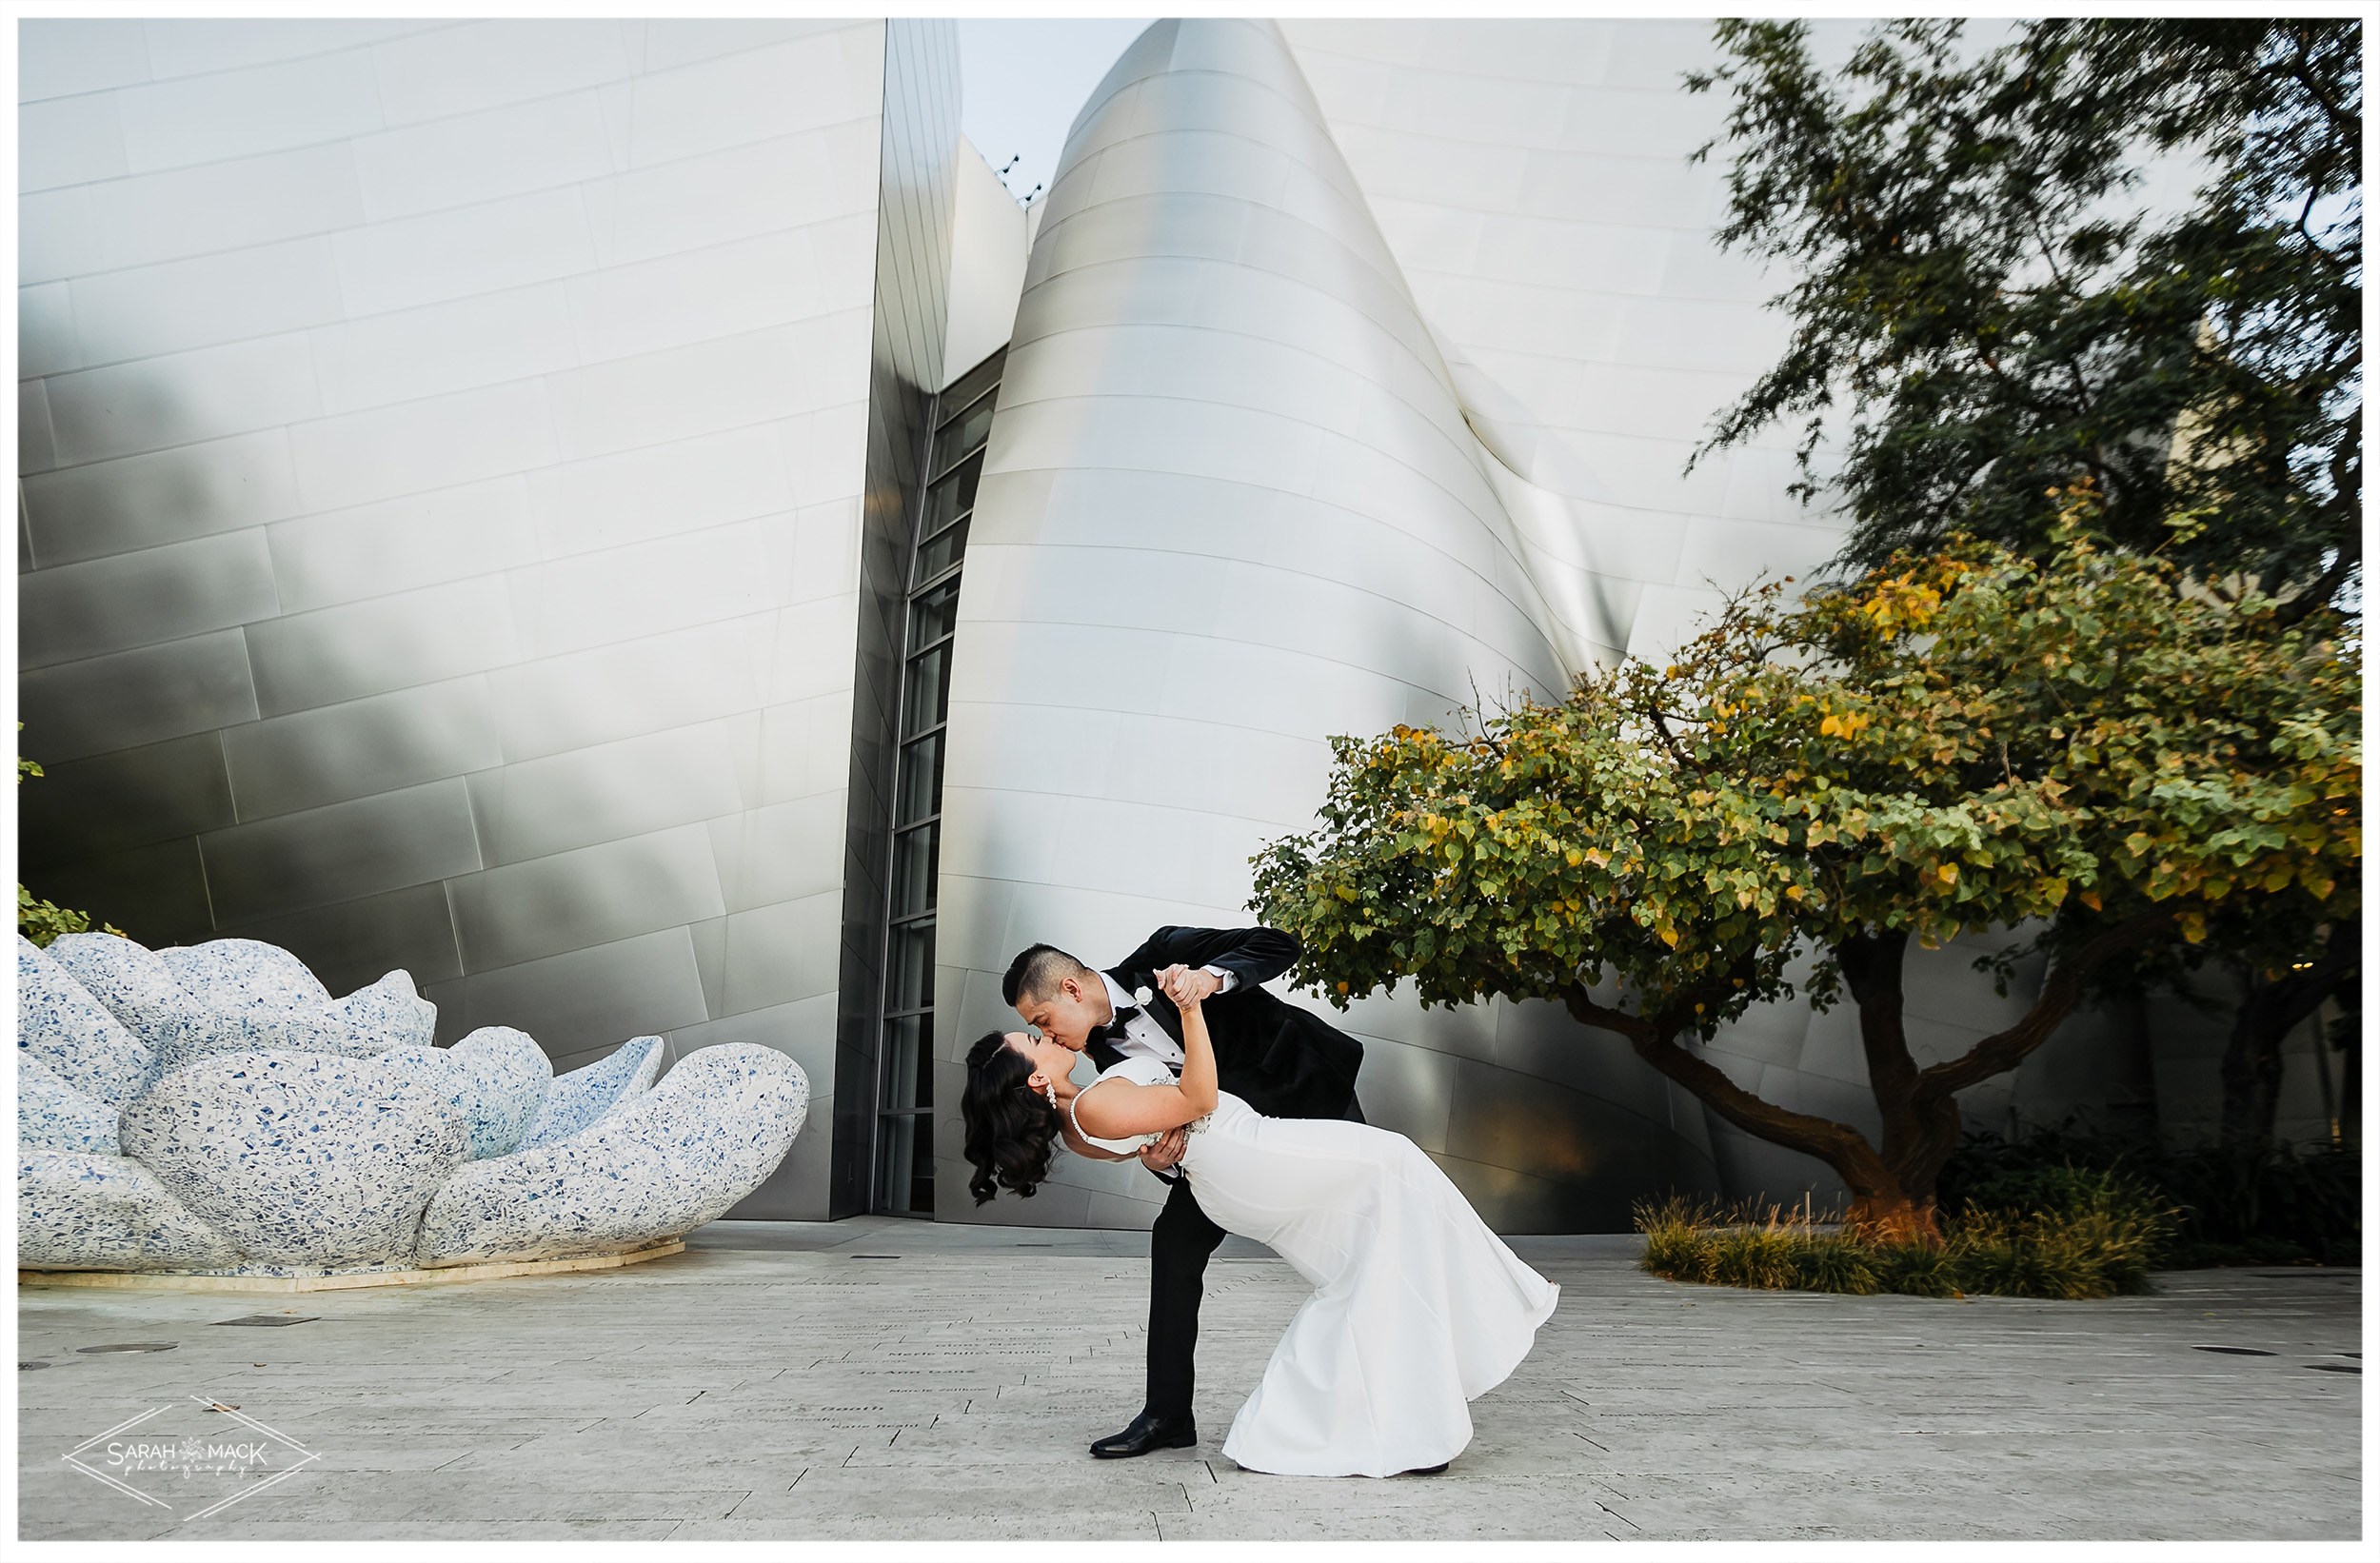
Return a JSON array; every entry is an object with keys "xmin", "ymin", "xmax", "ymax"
[{"xmin": 1156, "ymin": 964, "xmax": 1206, "ymax": 1008}]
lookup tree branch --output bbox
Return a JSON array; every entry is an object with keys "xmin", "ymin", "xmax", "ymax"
[
  {"xmin": 1645, "ymin": 708, "xmax": 1708, "ymax": 779},
  {"xmin": 2246, "ymin": 918, "xmax": 2361, "ymax": 1039},
  {"xmin": 1563, "ymin": 981, "xmax": 1895, "ymax": 1192},
  {"xmin": 1914, "ymin": 907, "xmax": 2184, "ymax": 1099}
]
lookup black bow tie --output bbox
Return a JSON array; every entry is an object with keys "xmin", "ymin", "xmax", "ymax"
[{"xmin": 1094, "ymin": 1005, "xmax": 1140, "ymax": 1043}]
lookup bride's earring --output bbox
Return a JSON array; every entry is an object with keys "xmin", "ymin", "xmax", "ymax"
[{"xmin": 1039, "ymin": 1078, "xmax": 1059, "ymax": 1110}]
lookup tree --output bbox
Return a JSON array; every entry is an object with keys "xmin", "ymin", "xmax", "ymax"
[
  {"xmin": 1251, "ymin": 520, "xmax": 2358, "ymax": 1239},
  {"xmin": 1686, "ymin": 18, "xmax": 2364, "ymax": 1149},
  {"xmin": 1687, "ymin": 18, "xmax": 2361, "ymax": 614}
]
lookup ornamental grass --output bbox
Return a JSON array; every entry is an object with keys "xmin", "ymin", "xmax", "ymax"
[{"xmin": 1635, "ymin": 1175, "xmax": 2175, "ymax": 1300}]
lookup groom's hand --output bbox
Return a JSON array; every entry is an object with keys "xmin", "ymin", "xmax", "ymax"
[{"xmin": 1140, "ymin": 1126, "xmax": 1189, "ymax": 1173}]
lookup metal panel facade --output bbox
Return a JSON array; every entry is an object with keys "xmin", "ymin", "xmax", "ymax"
[{"xmin": 15, "ymin": 18, "xmax": 955, "ymax": 1220}]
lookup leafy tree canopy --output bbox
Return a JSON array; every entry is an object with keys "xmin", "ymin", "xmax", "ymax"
[
  {"xmin": 1252, "ymin": 512, "xmax": 2357, "ymax": 1229},
  {"xmin": 1688, "ymin": 18, "xmax": 2360, "ymax": 611}
]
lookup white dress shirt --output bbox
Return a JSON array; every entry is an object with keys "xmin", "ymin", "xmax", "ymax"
[{"xmin": 1097, "ymin": 966, "xmax": 1236, "ymax": 1073}]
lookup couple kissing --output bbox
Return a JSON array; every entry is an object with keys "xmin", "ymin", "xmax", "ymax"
[{"xmin": 962, "ymin": 924, "xmax": 1557, "ymax": 1479}]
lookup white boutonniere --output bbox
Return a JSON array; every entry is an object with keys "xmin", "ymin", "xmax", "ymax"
[{"xmin": 1133, "ymin": 984, "xmax": 1154, "ymax": 1006}]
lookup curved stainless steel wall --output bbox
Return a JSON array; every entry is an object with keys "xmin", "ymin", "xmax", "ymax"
[
  {"xmin": 16, "ymin": 18, "xmax": 961, "ymax": 1219},
  {"xmin": 931, "ymin": 18, "xmax": 1726, "ymax": 1232}
]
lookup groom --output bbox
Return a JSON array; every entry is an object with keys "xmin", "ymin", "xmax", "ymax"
[{"xmin": 1004, "ymin": 925, "xmax": 1364, "ymax": 1457}]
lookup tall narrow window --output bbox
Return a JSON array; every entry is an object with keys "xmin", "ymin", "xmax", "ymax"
[{"xmin": 873, "ymin": 346, "xmax": 1002, "ymax": 1215}]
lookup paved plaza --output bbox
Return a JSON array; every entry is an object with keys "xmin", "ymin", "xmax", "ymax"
[{"xmin": 16, "ymin": 1217, "xmax": 2362, "ymax": 1542}]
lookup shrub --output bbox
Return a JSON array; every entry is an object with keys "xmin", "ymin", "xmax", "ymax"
[
  {"xmin": 1636, "ymin": 1183, "xmax": 2177, "ymax": 1300},
  {"xmin": 1792, "ymin": 1234, "xmax": 1881, "ymax": 1295},
  {"xmin": 17, "ymin": 882, "xmax": 110, "ymax": 948},
  {"xmin": 1941, "ymin": 1118, "xmax": 2361, "ymax": 1266}
]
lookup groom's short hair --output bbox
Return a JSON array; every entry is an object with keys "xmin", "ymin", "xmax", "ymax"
[{"xmin": 1004, "ymin": 943, "xmax": 1092, "ymax": 1006}]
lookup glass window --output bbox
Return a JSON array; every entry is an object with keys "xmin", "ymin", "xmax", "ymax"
[
  {"xmin": 914, "ymin": 518, "xmax": 968, "ymax": 587},
  {"xmin": 887, "ymin": 918, "xmax": 934, "ymax": 1014},
  {"xmin": 881, "ymin": 1014, "xmax": 926, "ymax": 1108},
  {"xmin": 907, "ymin": 578, "xmax": 961, "ymax": 654},
  {"xmin": 891, "ymin": 822, "xmax": 938, "ymax": 917},
  {"xmin": 921, "ymin": 450, "xmax": 982, "ymax": 541},
  {"xmin": 876, "ymin": 352, "xmax": 1001, "ymax": 1217},
  {"xmin": 936, "ymin": 390, "xmax": 997, "ymax": 464},
  {"xmin": 874, "ymin": 1112, "xmax": 931, "ymax": 1216},
  {"xmin": 942, "ymin": 349, "xmax": 1003, "ymax": 418},
  {"xmin": 896, "ymin": 731, "xmax": 942, "ymax": 825},
  {"xmin": 901, "ymin": 643, "xmax": 950, "ymax": 739}
]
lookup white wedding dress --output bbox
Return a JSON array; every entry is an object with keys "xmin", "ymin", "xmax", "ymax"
[{"xmin": 1072, "ymin": 1058, "xmax": 1559, "ymax": 1477}]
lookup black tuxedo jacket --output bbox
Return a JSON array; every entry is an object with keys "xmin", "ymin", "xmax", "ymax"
[{"xmin": 1087, "ymin": 925, "xmax": 1362, "ymax": 1122}]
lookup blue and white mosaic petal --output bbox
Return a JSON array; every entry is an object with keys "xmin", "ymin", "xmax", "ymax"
[
  {"xmin": 16, "ymin": 936, "xmax": 157, "ymax": 1107},
  {"xmin": 374, "ymin": 1044, "xmax": 476, "ymax": 1142},
  {"xmin": 18, "ymin": 1051, "xmax": 122, "ymax": 1157},
  {"xmin": 324, "ymin": 969, "xmax": 438, "ymax": 1053},
  {"xmin": 118, "ymin": 1052, "xmax": 469, "ymax": 1270},
  {"xmin": 158, "ymin": 939, "xmax": 331, "ymax": 1012},
  {"xmin": 518, "ymin": 1036, "xmax": 664, "ymax": 1150},
  {"xmin": 206, "ymin": 1000, "xmax": 396, "ymax": 1060},
  {"xmin": 44, "ymin": 931, "xmax": 204, "ymax": 1061},
  {"xmin": 375, "ymin": 1028, "xmax": 550, "ymax": 1160},
  {"xmin": 19, "ymin": 933, "xmax": 809, "ymax": 1276},
  {"xmin": 416, "ymin": 1043, "xmax": 809, "ymax": 1266},
  {"xmin": 445, "ymin": 1027, "xmax": 553, "ymax": 1159},
  {"xmin": 18, "ymin": 1147, "xmax": 240, "ymax": 1272}
]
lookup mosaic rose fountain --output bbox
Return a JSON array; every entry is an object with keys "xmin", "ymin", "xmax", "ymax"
[{"xmin": 16, "ymin": 933, "xmax": 809, "ymax": 1277}]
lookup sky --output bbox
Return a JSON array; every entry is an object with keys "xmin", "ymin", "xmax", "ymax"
[{"xmin": 958, "ymin": 18, "xmax": 1152, "ymax": 206}]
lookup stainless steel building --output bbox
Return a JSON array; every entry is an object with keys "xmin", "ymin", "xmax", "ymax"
[{"xmin": 17, "ymin": 18, "xmax": 2315, "ymax": 1228}]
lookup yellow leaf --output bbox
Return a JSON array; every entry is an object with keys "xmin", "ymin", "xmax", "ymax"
[{"xmin": 2078, "ymin": 889, "xmax": 2101, "ymax": 912}]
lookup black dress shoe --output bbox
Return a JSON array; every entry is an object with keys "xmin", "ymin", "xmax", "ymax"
[
  {"xmin": 1399, "ymin": 1462, "xmax": 1449, "ymax": 1475},
  {"xmin": 1090, "ymin": 1412, "xmax": 1198, "ymax": 1458}
]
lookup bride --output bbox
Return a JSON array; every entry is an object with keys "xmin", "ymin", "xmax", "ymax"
[{"xmin": 962, "ymin": 967, "xmax": 1558, "ymax": 1478}]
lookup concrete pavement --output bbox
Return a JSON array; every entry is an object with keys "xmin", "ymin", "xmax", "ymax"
[{"xmin": 15, "ymin": 1216, "xmax": 2361, "ymax": 1541}]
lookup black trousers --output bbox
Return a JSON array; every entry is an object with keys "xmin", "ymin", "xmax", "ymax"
[{"xmin": 1142, "ymin": 1093, "xmax": 1363, "ymax": 1422}]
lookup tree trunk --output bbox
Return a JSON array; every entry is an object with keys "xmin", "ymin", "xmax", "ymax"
[
  {"xmin": 1835, "ymin": 929, "xmax": 1963, "ymax": 1241},
  {"xmin": 2217, "ymin": 919, "xmax": 2357, "ymax": 1161},
  {"xmin": 2103, "ymin": 995, "xmax": 2161, "ymax": 1142},
  {"xmin": 1845, "ymin": 1191, "xmax": 1942, "ymax": 1244},
  {"xmin": 2218, "ymin": 969, "xmax": 2292, "ymax": 1160},
  {"xmin": 2335, "ymin": 963, "xmax": 2361, "ymax": 1149},
  {"xmin": 2337, "ymin": 1012, "xmax": 2362, "ymax": 1149},
  {"xmin": 1564, "ymin": 908, "xmax": 2184, "ymax": 1249}
]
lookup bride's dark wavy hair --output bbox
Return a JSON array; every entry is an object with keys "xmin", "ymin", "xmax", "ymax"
[{"xmin": 962, "ymin": 1030, "xmax": 1060, "ymax": 1205}]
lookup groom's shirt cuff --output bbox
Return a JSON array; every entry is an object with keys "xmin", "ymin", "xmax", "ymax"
[{"xmin": 1204, "ymin": 964, "xmax": 1238, "ymax": 993}]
